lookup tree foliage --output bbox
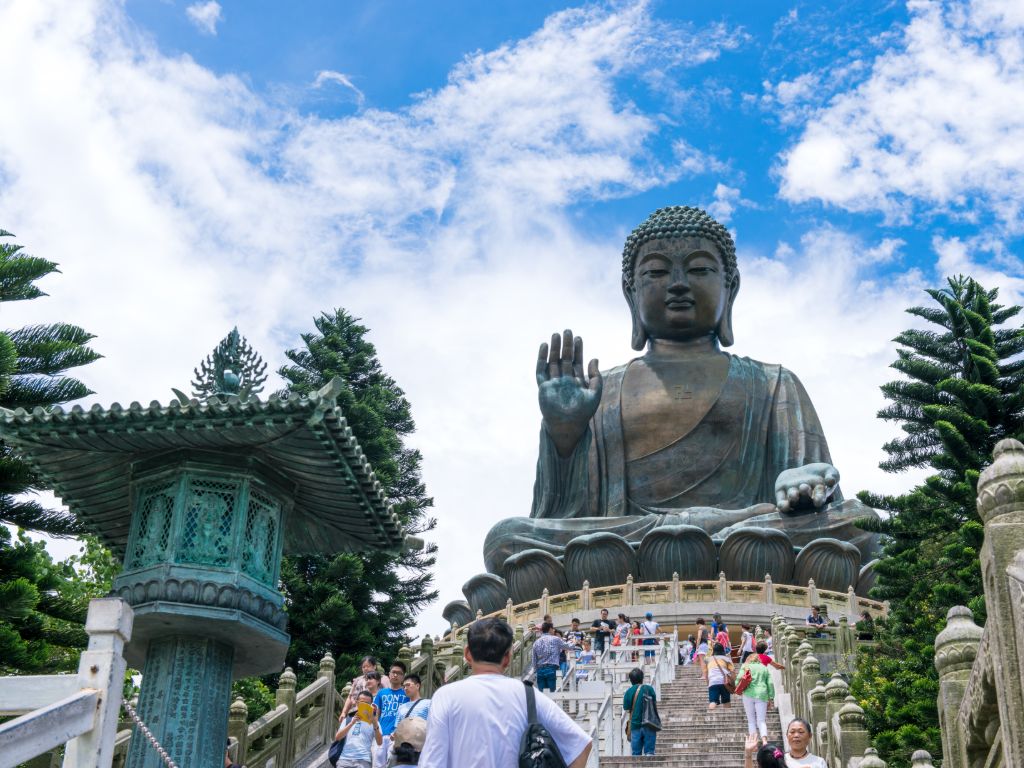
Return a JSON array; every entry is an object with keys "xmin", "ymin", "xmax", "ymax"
[
  {"xmin": 275, "ymin": 309, "xmax": 437, "ymax": 684},
  {"xmin": 0, "ymin": 230, "xmax": 103, "ymax": 674},
  {"xmin": 853, "ymin": 276, "xmax": 1024, "ymax": 767},
  {"xmin": 1, "ymin": 230, "xmax": 101, "ymax": 535}
]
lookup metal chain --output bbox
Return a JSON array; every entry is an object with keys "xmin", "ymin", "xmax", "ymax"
[{"xmin": 121, "ymin": 698, "xmax": 180, "ymax": 768}]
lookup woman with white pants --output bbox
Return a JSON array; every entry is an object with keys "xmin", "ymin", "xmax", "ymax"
[{"xmin": 738, "ymin": 641, "xmax": 775, "ymax": 745}]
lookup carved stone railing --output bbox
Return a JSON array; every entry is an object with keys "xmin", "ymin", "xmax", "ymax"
[
  {"xmin": 445, "ymin": 572, "xmax": 886, "ymax": 642},
  {"xmin": 768, "ymin": 614, "xmax": 916, "ymax": 768},
  {"xmin": 935, "ymin": 438, "xmax": 1024, "ymax": 768},
  {"xmin": 0, "ymin": 598, "xmax": 133, "ymax": 768}
]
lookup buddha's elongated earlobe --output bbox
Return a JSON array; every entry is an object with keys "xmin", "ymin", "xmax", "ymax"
[
  {"xmin": 717, "ymin": 271, "xmax": 741, "ymax": 347},
  {"xmin": 623, "ymin": 277, "xmax": 647, "ymax": 350}
]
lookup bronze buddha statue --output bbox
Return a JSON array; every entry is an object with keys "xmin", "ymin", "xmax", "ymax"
[{"xmin": 463, "ymin": 206, "xmax": 880, "ymax": 613}]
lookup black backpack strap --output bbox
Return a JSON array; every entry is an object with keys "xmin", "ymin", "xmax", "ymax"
[{"xmin": 524, "ymin": 680, "xmax": 538, "ymax": 725}]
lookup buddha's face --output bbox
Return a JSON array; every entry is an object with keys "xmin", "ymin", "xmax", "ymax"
[{"xmin": 632, "ymin": 237, "xmax": 729, "ymax": 343}]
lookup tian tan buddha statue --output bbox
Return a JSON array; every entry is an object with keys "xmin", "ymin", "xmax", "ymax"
[{"xmin": 457, "ymin": 206, "xmax": 881, "ymax": 617}]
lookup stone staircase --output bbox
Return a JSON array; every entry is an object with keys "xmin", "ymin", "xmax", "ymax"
[{"xmin": 601, "ymin": 668, "xmax": 783, "ymax": 768}]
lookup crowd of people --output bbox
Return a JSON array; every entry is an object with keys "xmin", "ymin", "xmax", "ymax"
[{"xmin": 320, "ymin": 607, "xmax": 842, "ymax": 767}]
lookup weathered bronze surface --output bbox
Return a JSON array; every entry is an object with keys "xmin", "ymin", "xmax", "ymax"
[{"xmin": 474, "ymin": 206, "xmax": 879, "ymax": 603}]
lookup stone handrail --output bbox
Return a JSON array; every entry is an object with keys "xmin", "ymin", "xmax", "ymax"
[
  {"xmin": 769, "ymin": 614, "xmax": 900, "ymax": 768},
  {"xmin": 932, "ymin": 439, "xmax": 1024, "ymax": 768},
  {"xmin": 449, "ymin": 572, "xmax": 887, "ymax": 640},
  {"xmin": 0, "ymin": 598, "xmax": 133, "ymax": 768}
]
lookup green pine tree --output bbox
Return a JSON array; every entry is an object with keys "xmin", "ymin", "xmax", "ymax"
[
  {"xmin": 275, "ymin": 309, "xmax": 437, "ymax": 684},
  {"xmin": 1, "ymin": 229, "xmax": 102, "ymax": 535},
  {"xmin": 853, "ymin": 276, "xmax": 1024, "ymax": 767},
  {"xmin": 0, "ymin": 230, "xmax": 102, "ymax": 674}
]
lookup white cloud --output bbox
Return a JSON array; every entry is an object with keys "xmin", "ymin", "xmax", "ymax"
[
  {"xmin": 706, "ymin": 182, "xmax": 758, "ymax": 223},
  {"xmin": 311, "ymin": 70, "xmax": 365, "ymax": 105},
  {"xmin": 777, "ymin": 0, "xmax": 1024, "ymax": 231},
  {"xmin": 186, "ymin": 1, "xmax": 222, "ymax": 36}
]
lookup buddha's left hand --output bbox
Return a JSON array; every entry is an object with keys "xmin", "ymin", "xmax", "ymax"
[{"xmin": 774, "ymin": 463, "xmax": 839, "ymax": 513}]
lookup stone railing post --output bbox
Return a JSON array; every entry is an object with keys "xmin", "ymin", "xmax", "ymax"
[
  {"xmin": 626, "ymin": 574, "xmax": 635, "ymax": 605},
  {"xmin": 398, "ymin": 645, "xmax": 413, "ymax": 671},
  {"xmin": 765, "ymin": 574, "xmax": 775, "ymax": 605},
  {"xmin": 808, "ymin": 681, "xmax": 827, "ymax": 734},
  {"xmin": 800, "ymin": 653, "xmax": 821, "ymax": 723},
  {"xmin": 823, "ymin": 672, "xmax": 850, "ymax": 760},
  {"xmin": 276, "ymin": 667, "xmax": 297, "ymax": 763},
  {"xmin": 1011, "ymin": 552, "xmax": 1024, "ymax": 709},
  {"xmin": 318, "ymin": 653, "xmax": 337, "ymax": 745},
  {"xmin": 718, "ymin": 572, "xmax": 728, "ymax": 601},
  {"xmin": 672, "ymin": 572, "xmax": 680, "ymax": 603},
  {"xmin": 61, "ymin": 598, "xmax": 134, "ymax": 768},
  {"xmin": 836, "ymin": 696, "xmax": 870, "ymax": 767},
  {"xmin": 419, "ymin": 636, "xmax": 436, "ymax": 697},
  {"xmin": 847, "ymin": 585, "xmax": 858, "ymax": 616},
  {"xmin": 860, "ymin": 747, "xmax": 889, "ymax": 768},
  {"xmin": 228, "ymin": 698, "xmax": 249, "ymax": 764},
  {"xmin": 911, "ymin": 750, "xmax": 935, "ymax": 767},
  {"xmin": 581, "ymin": 580, "xmax": 591, "ymax": 610},
  {"xmin": 540, "ymin": 588, "xmax": 550, "ymax": 618},
  {"xmin": 975, "ymin": 438, "xmax": 1024, "ymax": 768},
  {"xmin": 808, "ymin": 578, "xmax": 819, "ymax": 608},
  {"xmin": 505, "ymin": 598, "xmax": 514, "ymax": 625},
  {"xmin": 933, "ymin": 606, "xmax": 983, "ymax": 768}
]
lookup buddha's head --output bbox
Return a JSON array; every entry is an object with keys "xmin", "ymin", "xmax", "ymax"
[{"xmin": 621, "ymin": 206, "xmax": 740, "ymax": 350}]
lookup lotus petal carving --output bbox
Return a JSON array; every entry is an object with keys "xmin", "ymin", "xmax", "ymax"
[
  {"xmin": 442, "ymin": 599, "xmax": 474, "ymax": 628},
  {"xmin": 719, "ymin": 528, "xmax": 795, "ymax": 583},
  {"xmin": 637, "ymin": 525, "xmax": 717, "ymax": 582},
  {"xmin": 462, "ymin": 572, "xmax": 509, "ymax": 615},
  {"xmin": 505, "ymin": 549, "xmax": 570, "ymax": 604},
  {"xmin": 564, "ymin": 533, "xmax": 636, "ymax": 589},
  {"xmin": 794, "ymin": 538, "xmax": 860, "ymax": 591},
  {"xmin": 855, "ymin": 559, "xmax": 878, "ymax": 597}
]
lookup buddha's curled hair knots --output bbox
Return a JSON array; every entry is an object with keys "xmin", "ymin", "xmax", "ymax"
[{"xmin": 622, "ymin": 205, "xmax": 737, "ymax": 289}]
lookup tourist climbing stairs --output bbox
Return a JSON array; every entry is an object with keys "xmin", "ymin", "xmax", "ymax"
[{"xmin": 600, "ymin": 669, "xmax": 783, "ymax": 768}]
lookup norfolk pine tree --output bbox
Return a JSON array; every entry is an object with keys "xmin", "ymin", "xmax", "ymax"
[
  {"xmin": 853, "ymin": 276, "xmax": 1024, "ymax": 767},
  {"xmin": 276, "ymin": 308, "xmax": 437, "ymax": 684},
  {"xmin": 0, "ymin": 230, "xmax": 101, "ymax": 672}
]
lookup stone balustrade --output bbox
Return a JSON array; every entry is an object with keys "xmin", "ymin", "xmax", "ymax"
[{"xmin": 445, "ymin": 572, "xmax": 886, "ymax": 641}]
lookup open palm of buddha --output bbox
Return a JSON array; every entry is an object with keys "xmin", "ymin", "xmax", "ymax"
[{"xmin": 465, "ymin": 207, "xmax": 880, "ymax": 611}]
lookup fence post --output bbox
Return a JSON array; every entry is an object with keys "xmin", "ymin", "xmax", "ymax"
[
  {"xmin": 933, "ymin": 606, "xmax": 983, "ymax": 768},
  {"xmin": 765, "ymin": 574, "xmax": 774, "ymax": 605},
  {"xmin": 808, "ymin": 579, "xmax": 819, "ymax": 608},
  {"xmin": 836, "ymin": 696, "xmax": 870, "ymax": 767},
  {"xmin": 672, "ymin": 572, "xmax": 680, "ymax": 603},
  {"xmin": 506, "ymin": 598, "xmax": 514, "ymax": 625},
  {"xmin": 541, "ymin": 588, "xmax": 550, "ymax": 618},
  {"xmin": 228, "ymin": 698, "xmax": 249, "ymax": 764},
  {"xmin": 718, "ymin": 572, "xmax": 728, "ymax": 602},
  {"xmin": 61, "ymin": 598, "xmax": 134, "ymax": 768},
  {"xmin": 911, "ymin": 750, "xmax": 935, "ymax": 767},
  {"xmin": 276, "ymin": 668, "xmax": 297, "ymax": 763},
  {"xmin": 626, "ymin": 575, "xmax": 635, "ymax": 606},
  {"xmin": 419, "ymin": 636, "xmax": 436, "ymax": 697},
  {"xmin": 318, "ymin": 653, "xmax": 337, "ymax": 745},
  {"xmin": 581, "ymin": 580, "xmax": 591, "ymax": 611}
]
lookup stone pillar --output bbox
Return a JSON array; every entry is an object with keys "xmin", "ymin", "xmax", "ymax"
[
  {"xmin": 227, "ymin": 698, "xmax": 248, "ymax": 764},
  {"xmin": 800, "ymin": 654, "xmax": 821, "ymax": 723},
  {"xmin": 419, "ymin": 636, "xmax": 436, "ymax": 697},
  {"xmin": 505, "ymin": 598, "xmax": 514, "ymax": 625},
  {"xmin": 933, "ymin": 606, "xmax": 983, "ymax": 768},
  {"xmin": 836, "ymin": 696, "xmax": 870, "ymax": 767},
  {"xmin": 911, "ymin": 750, "xmax": 935, "ymax": 767},
  {"xmin": 626, "ymin": 574, "xmax": 635, "ymax": 605},
  {"xmin": 276, "ymin": 668, "xmax": 297, "ymax": 763},
  {"xmin": 847, "ymin": 585, "xmax": 858, "ymax": 616},
  {"xmin": 808, "ymin": 681, "xmax": 827, "ymax": 734},
  {"xmin": 318, "ymin": 653, "xmax": 337, "ymax": 744},
  {"xmin": 765, "ymin": 574, "xmax": 775, "ymax": 605},
  {"xmin": 823, "ymin": 672, "xmax": 850, "ymax": 759},
  {"xmin": 718, "ymin": 572, "xmax": 728, "ymax": 601},
  {"xmin": 125, "ymin": 636, "xmax": 234, "ymax": 768},
  {"xmin": 672, "ymin": 572, "xmax": 680, "ymax": 603},
  {"xmin": 808, "ymin": 579, "xmax": 819, "ymax": 608},
  {"xmin": 975, "ymin": 438, "xmax": 1024, "ymax": 768},
  {"xmin": 860, "ymin": 747, "xmax": 888, "ymax": 768}
]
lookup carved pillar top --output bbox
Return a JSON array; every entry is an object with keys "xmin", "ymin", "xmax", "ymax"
[
  {"xmin": 934, "ymin": 605, "xmax": 984, "ymax": 677},
  {"xmin": 977, "ymin": 438, "xmax": 1024, "ymax": 523}
]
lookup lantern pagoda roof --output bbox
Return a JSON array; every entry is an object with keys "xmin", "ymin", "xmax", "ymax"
[{"xmin": 0, "ymin": 378, "xmax": 405, "ymax": 556}]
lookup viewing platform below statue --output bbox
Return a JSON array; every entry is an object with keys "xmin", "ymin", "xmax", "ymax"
[{"xmin": 445, "ymin": 571, "xmax": 886, "ymax": 638}]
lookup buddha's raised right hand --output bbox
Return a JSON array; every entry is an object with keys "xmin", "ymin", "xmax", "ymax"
[{"xmin": 536, "ymin": 329, "xmax": 602, "ymax": 458}]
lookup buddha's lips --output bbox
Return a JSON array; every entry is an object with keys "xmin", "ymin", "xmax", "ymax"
[{"xmin": 665, "ymin": 300, "xmax": 695, "ymax": 309}]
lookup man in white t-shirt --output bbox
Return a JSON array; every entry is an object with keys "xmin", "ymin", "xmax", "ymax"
[
  {"xmin": 419, "ymin": 617, "xmax": 592, "ymax": 768},
  {"xmin": 641, "ymin": 611, "xmax": 660, "ymax": 660}
]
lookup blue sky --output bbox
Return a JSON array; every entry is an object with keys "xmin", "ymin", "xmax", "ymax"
[{"xmin": 2, "ymin": 0, "xmax": 1023, "ymax": 635}]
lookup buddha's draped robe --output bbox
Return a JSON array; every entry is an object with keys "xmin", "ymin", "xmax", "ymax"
[{"xmin": 483, "ymin": 355, "xmax": 878, "ymax": 575}]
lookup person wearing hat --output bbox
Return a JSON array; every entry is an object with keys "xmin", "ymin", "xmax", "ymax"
[
  {"xmin": 640, "ymin": 611, "xmax": 659, "ymax": 660},
  {"xmin": 388, "ymin": 716, "xmax": 427, "ymax": 767}
]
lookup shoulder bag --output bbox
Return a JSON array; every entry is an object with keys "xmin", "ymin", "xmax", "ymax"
[
  {"xmin": 734, "ymin": 666, "xmax": 754, "ymax": 696},
  {"xmin": 519, "ymin": 681, "xmax": 568, "ymax": 768},
  {"xmin": 713, "ymin": 658, "xmax": 737, "ymax": 693},
  {"xmin": 640, "ymin": 687, "xmax": 662, "ymax": 731}
]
